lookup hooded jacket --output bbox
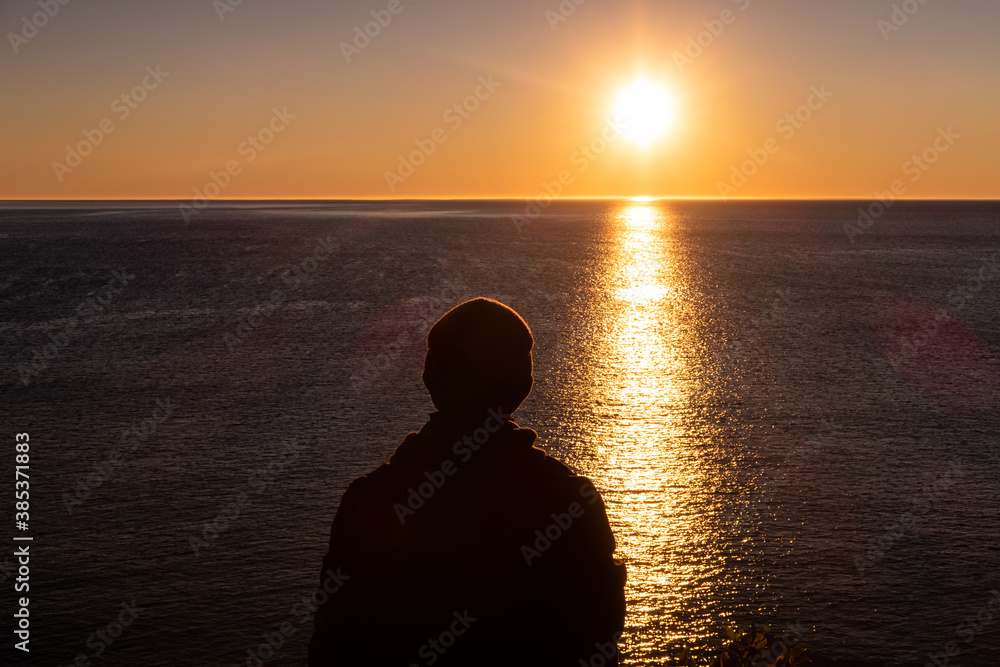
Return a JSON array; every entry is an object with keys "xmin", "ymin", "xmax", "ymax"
[{"xmin": 308, "ymin": 409, "xmax": 626, "ymax": 666}]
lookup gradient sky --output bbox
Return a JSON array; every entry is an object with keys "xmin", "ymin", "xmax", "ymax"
[{"xmin": 2, "ymin": 0, "xmax": 998, "ymax": 199}]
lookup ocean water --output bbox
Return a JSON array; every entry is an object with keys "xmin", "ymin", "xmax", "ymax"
[{"xmin": 1, "ymin": 199, "xmax": 998, "ymax": 667}]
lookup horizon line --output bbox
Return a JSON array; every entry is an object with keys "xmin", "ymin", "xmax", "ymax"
[{"xmin": 2, "ymin": 196, "xmax": 999, "ymax": 203}]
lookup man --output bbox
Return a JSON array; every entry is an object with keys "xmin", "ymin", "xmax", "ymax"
[{"xmin": 309, "ymin": 298, "xmax": 626, "ymax": 666}]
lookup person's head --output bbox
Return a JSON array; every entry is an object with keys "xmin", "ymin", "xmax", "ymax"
[{"xmin": 422, "ymin": 298, "xmax": 533, "ymax": 416}]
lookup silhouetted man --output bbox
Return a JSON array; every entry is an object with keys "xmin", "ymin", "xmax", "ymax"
[{"xmin": 309, "ymin": 298, "xmax": 626, "ymax": 666}]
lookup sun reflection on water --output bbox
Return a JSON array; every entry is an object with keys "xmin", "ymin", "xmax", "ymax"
[{"xmin": 574, "ymin": 202, "xmax": 731, "ymax": 660}]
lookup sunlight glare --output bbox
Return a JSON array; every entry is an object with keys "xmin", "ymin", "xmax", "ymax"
[{"xmin": 614, "ymin": 79, "xmax": 675, "ymax": 147}]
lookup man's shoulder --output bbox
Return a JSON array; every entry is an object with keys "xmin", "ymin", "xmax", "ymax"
[
  {"xmin": 537, "ymin": 452, "xmax": 577, "ymax": 485},
  {"xmin": 527, "ymin": 446, "xmax": 606, "ymax": 504},
  {"xmin": 347, "ymin": 461, "xmax": 394, "ymax": 492},
  {"xmin": 345, "ymin": 431, "xmax": 423, "ymax": 490},
  {"xmin": 339, "ymin": 460, "xmax": 398, "ymax": 509}
]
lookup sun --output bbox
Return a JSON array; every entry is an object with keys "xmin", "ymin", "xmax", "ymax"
[{"xmin": 614, "ymin": 79, "xmax": 675, "ymax": 147}]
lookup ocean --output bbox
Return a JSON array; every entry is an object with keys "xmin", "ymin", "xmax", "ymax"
[{"xmin": 1, "ymin": 199, "xmax": 998, "ymax": 666}]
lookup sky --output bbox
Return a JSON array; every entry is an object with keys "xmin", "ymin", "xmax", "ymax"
[{"xmin": 1, "ymin": 0, "xmax": 998, "ymax": 200}]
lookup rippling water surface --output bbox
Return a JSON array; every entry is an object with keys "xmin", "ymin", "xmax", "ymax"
[{"xmin": 1, "ymin": 200, "xmax": 998, "ymax": 666}]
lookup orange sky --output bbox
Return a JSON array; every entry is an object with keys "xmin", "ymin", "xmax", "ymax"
[{"xmin": 2, "ymin": 0, "xmax": 998, "ymax": 200}]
